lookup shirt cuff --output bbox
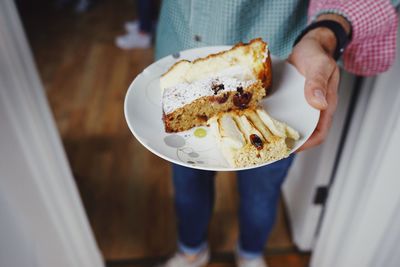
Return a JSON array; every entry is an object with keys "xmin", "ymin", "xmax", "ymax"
[{"xmin": 308, "ymin": 0, "xmax": 398, "ymax": 76}]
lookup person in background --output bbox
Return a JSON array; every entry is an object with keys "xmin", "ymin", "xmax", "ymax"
[
  {"xmin": 115, "ymin": 0, "xmax": 158, "ymax": 49},
  {"xmin": 55, "ymin": 0, "xmax": 95, "ymax": 13},
  {"xmin": 154, "ymin": 1, "xmax": 399, "ymax": 267}
]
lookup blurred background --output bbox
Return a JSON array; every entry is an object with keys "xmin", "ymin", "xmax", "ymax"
[
  {"xmin": 2, "ymin": 1, "xmax": 399, "ymax": 267},
  {"xmin": 15, "ymin": 0, "xmax": 309, "ymax": 266}
]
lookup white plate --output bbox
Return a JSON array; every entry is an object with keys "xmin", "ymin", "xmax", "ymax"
[{"xmin": 124, "ymin": 46, "xmax": 319, "ymax": 171}]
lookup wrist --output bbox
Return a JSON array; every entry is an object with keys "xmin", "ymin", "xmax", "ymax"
[
  {"xmin": 303, "ymin": 27, "xmax": 337, "ymax": 56},
  {"xmin": 300, "ymin": 14, "xmax": 351, "ymax": 58}
]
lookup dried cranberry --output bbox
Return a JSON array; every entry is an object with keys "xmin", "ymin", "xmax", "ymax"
[
  {"xmin": 211, "ymin": 83, "xmax": 225, "ymax": 95},
  {"xmin": 197, "ymin": 114, "xmax": 208, "ymax": 121},
  {"xmin": 236, "ymin": 86, "xmax": 244, "ymax": 94},
  {"xmin": 233, "ymin": 92, "xmax": 252, "ymax": 109},
  {"xmin": 213, "ymin": 93, "xmax": 229, "ymax": 104},
  {"xmin": 250, "ymin": 134, "xmax": 263, "ymax": 150}
]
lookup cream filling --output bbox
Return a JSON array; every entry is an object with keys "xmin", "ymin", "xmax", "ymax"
[
  {"xmin": 218, "ymin": 114, "xmax": 246, "ymax": 149},
  {"xmin": 162, "ymin": 66, "xmax": 256, "ymax": 114},
  {"xmin": 208, "ymin": 109, "xmax": 300, "ymax": 160},
  {"xmin": 234, "ymin": 115, "xmax": 265, "ymax": 143},
  {"xmin": 256, "ymin": 109, "xmax": 286, "ymax": 137}
]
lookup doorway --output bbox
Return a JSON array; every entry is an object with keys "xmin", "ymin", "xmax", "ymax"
[{"xmin": 17, "ymin": 0, "xmax": 309, "ymax": 266}]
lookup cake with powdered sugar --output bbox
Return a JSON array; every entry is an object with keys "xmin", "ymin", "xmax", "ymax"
[{"xmin": 160, "ymin": 38, "xmax": 272, "ymax": 133}]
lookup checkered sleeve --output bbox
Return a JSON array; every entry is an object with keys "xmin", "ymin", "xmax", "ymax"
[{"xmin": 308, "ymin": 0, "xmax": 398, "ymax": 76}]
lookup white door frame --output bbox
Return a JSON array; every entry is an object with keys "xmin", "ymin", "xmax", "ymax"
[
  {"xmin": 311, "ymin": 24, "xmax": 400, "ymax": 267},
  {"xmin": 283, "ymin": 70, "xmax": 356, "ymax": 250},
  {"xmin": 0, "ymin": 0, "xmax": 104, "ymax": 266},
  {"xmin": 2, "ymin": 0, "xmax": 399, "ymax": 266}
]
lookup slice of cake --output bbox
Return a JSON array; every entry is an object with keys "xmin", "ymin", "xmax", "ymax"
[
  {"xmin": 161, "ymin": 38, "xmax": 272, "ymax": 133},
  {"xmin": 208, "ymin": 108, "xmax": 300, "ymax": 168}
]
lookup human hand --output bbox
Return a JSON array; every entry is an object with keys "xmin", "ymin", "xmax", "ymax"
[{"xmin": 288, "ymin": 14, "xmax": 350, "ymax": 151}]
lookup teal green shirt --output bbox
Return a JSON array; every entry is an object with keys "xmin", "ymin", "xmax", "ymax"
[
  {"xmin": 155, "ymin": 0, "xmax": 309, "ymax": 60},
  {"xmin": 155, "ymin": 0, "xmax": 400, "ymax": 71}
]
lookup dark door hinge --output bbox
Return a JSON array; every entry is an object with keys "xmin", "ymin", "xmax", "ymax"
[{"xmin": 313, "ymin": 186, "xmax": 329, "ymax": 205}]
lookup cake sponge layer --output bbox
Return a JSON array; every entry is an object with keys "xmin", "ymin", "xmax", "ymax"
[{"xmin": 163, "ymin": 81, "xmax": 265, "ymax": 132}]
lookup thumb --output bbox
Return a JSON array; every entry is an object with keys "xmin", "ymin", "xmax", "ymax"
[{"xmin": 304, "ymin": 58, "xmax": 334, "ymax": 110}]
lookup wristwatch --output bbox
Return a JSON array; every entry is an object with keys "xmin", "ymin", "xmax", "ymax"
[{"xmin": 293, "ymin": 20, "xmax": 352, "ymax": 61}]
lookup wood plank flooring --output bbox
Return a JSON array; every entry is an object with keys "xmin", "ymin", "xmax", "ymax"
[
  {"xmin": 106, "ymin": 253, "xmax": 310, "ymax": 267},
  {"xmin": 19, "ymin": 0, "xmax": 310, "ymax": 266}
]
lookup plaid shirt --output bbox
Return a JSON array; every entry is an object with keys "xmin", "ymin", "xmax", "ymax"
[{"xmin": 155, "ymin": 0, "xmax": 399, "ymax": 76}]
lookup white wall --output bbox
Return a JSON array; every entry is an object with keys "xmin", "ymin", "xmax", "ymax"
[
  {"xmin": 0, "ymin": 193, "xmax": 36, "ymax": 267},
  {"xmin": 283, "ymin": 70, "xmax": 356, "ymax": 250},
  {"xmin": 0, "ymin": 0, "xmax": 104, "ymax": 266}
]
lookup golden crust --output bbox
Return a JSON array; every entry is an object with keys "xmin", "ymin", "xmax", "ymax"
[
  {"xmin": 162, "ymin": 38, "xmax": 272, "ymax": 92},
  {"xmin": 263, "ymin": 49, "xmax": 272, "ymax": 91}
]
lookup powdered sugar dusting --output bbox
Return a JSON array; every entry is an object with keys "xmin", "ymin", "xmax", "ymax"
[
  {"xmin": 162, "ymin": 66, "xmax": 257, "ymax": 114},
  {"xmin": 162, "ymin": 76, "xmax": 256, "ymax": 114}
]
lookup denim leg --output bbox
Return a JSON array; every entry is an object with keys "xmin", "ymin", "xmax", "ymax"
[
  {"xmin": 137, "ymin": 0, "xmax": 153, "ymax": 33},
  {"xmin": 172, "ymin": 164, "xmax": 216, "ymax": 252},
  {"xmin": 237, "ymin": 155, "xmax": 295, "ymax": 258}
]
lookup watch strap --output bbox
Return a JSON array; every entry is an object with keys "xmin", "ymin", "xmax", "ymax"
[{"xmin": 293, "ymin": 20, "xmax": 352, "ymax": 61}]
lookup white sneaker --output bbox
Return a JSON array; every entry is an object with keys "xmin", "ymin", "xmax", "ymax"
[
  {"xmin": 124, "ymin": 20, "xmax": 139, "ymax": 32},
  {"xmin": 157, "ymin": 249, "xmax": 210, "ymax": 267},
  {"xmin": 236, "ymin": 257, "xmax": 268, "ymax": 267},
  {"xmin": 115, "ymin": 31, "xmax": 151, "ymax": 49}
]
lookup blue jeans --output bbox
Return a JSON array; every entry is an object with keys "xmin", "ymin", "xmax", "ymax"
[
  {"xmin": 172, "ymin": 155, "xmax": 294, "ymax": 258},
  {"xmin": 137, "ymin": 0, "xmax": 157, "ymax": 33}
]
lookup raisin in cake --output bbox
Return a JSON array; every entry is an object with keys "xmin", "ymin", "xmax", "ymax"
[
  {"xmin": 208, "ymin": 108, "xmax": 300, "ymax": 168},
  {"xmin": 161, "ymin": 38, "xmax": 272, "ymax": 133}
]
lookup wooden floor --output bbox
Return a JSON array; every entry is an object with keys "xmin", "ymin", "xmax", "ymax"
[
  {"xmin": 106, "ymin": 252, "xmax": 310, "ymax": 267},
  {"xmin": 20, "ymin": 0, "xmax": 310, "ymax": 266}
]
